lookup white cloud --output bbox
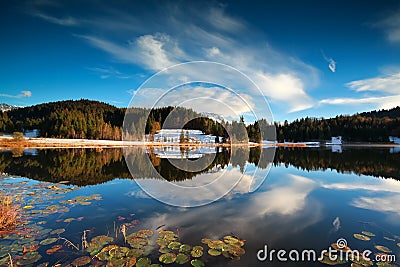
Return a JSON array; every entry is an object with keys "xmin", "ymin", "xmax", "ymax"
[
  {"xmin": 320, "ymin": 71, "xmax": 400, "ymax": 111},
  {"xmin": 254, "ymin": 72, "xmax": 314, "ymax": 113},
  {"xmin": 134, "ymin": 85, "xmax": 255, "ymax": 120},
  {"xmin": 33, "ymin": 2, "xmax": 319, "ymax": 114},
  {"xmin": 251, "ymin": 174, "xmax": 317, "ymax": 216},
  {"xmin": 33, "ymin": 12, "xmax": 78, "ymax": 26},
  {"xmin": 352, "ymin": 195, "xmax": 400, "ymax": 215},
  {"xmin": 376, "ymin": 10, "xmax": 400, "ymax": 43},
  {"xmin": 87, "ymin": 66, "xmax": 133, "ymax": 79},
  {"xmin": 319, "ymin": 95, "xmax": 400, "ymax": 110},
  {"xmin": 346, "ymin": 72, "xmax": 400, "ymax": 95},
  {"xmin": 136, "ymin": 34, "xmax": 186, "ymax": 71},
  {"xmin": 0, "ymin": 90, "xmax": 32, "ymax": 98}
]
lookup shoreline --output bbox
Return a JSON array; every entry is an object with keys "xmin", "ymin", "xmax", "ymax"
[{"xmin": 1, "ymin": 137, "xmax": 399, "ymax": 149}]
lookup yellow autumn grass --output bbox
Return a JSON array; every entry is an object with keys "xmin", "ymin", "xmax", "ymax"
[{"xmin": 0, "ymin": 194, "xmax": 21, "ymax": 233}]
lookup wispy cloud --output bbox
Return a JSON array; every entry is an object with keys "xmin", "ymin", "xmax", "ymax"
[
  {"xmin": 320, "ymin": 71, "xmax": 400, "ymax": 110},
  {"xmin": 32, "ymin": 2, "xmax": 319, "ymax": 114},
  {"xmin": 0, "ymin": 90, "xmax": 32, "ymax": 98},
  {"xmin": 87, "ymin": 66, "xmax": 133, "ymax": 79},
  {"xmin": 33, "ymin": 12, "xmax": 79, "ymax": 26},
  {"xmin": 375, "ymin": 9, "xmax": 400, "ymax": 43},
  {"xmin": 346, "ymin": 72, "xmax": 400, "ymax": 95}
]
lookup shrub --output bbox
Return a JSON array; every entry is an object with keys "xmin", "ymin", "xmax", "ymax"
[
  {"xmin": 12, "ymin": 132, "xmax": 24, "ymax": 141},
  {"xmin": 0, "ymin": 194, "xmax": 21, "ymax": 232}
]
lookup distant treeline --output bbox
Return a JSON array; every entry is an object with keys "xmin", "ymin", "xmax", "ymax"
[
  {"xmin": 0, "ymin": 99, "xmax": 399, "ymax": 142},
  {"xmin": 275, "ymin": 107, "xmax": 400, "ymax": 142}
]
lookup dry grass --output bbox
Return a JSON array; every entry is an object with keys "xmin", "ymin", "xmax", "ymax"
[{"xmin": 0, "ymin": 194, "xmax": 21, "ymax": 233}]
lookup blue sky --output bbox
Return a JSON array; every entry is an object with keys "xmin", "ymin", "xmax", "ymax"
[{"xmin": 1, "ymin": 0, "xmax": 400, "ymax": 122}]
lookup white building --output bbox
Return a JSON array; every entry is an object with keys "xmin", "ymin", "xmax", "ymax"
[
  {"xmin": 389, "ymin": 136, "xmax": 400, "ymax": 144},
  {"xmin": 148, "ymin": 129, "xmax": 220, "ymax": 144},
  {"xmin": 326, "ymin": 136, "xmax": 342, "ymax": 145}
]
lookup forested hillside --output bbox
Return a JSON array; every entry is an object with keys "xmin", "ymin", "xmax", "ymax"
[
  {"xmin": 275, "ymin": 107, "xmax": 400, "ymax": 142},
  {"xmin": 0, "ymin": 99, "xmax": 399, "ymax": 142}
]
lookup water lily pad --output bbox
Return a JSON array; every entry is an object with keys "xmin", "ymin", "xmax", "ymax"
[
  {"xmin": 136, "ymin": 229, "xmax": 154, "ymax": 238},
  {"xmin": 40, "ymin": 237, "xmax": 58, "ymax": 245},
  {"xmin": 360, "ymin": 231, "xmax": 375, "ymax": 237},
  {"xmin": 168, "ymin": 241, "xmax": 181, "ymax": 250},
  {"xmin": 375, "ymin": 245, "xmax": 392, "ymax": 253},
  {"xmin": 64, "ymin": 218, "xmax": 76, "ymax": 223},
  {"xmin": 384, "ymin": 237, "xmax": 395, "ymax": 242},
  {"xmin": 150, "ymin": 265, "xmax": 162, "ymax": 267},
  {"xmin": 191, "ymin": 246, "xmax": 204, "ymax": 258},
  {"xmin": 71, "ymin": 256, "xmax": 91, "ymax": 266},
  {"xmin": 127, "ymin": 248, "xmax": 144, "ymax": 258},
  {"xmin": 46, "ymin": 244, "xmax": 62, "ymax": 255},
  {"xmin": 16, "ymin": 253, "xmax": 42, "ymax": 265},
  {"xmin": 175, "ymin": 253, "xmax": 189, "ymax": 264},
  {"xmin": 50, "ymin": 228, "xmax": 65, "ymax": 235},
  {"xmin": 350, "ymin": 253, "xmax": 373, "ymax": 266},
  {"xmin": 179, "ymin": 244, "xmax": 191, "ymax": 253},
  {"xmin": 376, "ymin": 263, "xmax": 398, "ymax": 267},
  {"xmin": 228, "ymin": 246, "xmax": 245, "ymax": 257},
  {"xmin": 190, "ymin": 259, "xmax": 205, "ymax": 267},
  {"xmin": 331, "ymin": 243, "xmax": 351, "ymax": 252},
  {"xmin": 159, "ymin": 252, "xmax": 177, "ymax": 264},
  {"xmin": 208, "ymin": 249, "xmax": 222, "ymax": 256},
  {"xmin": 136, "ymin": 257, "xmax": 151, "ymax": 267},
  {"xmin": 159, "ymin": 247, "xmax": 171, "ymax": 253},
  {"xmin": 208, "ymin": 240, "xmax": 225, "ymax": 249},
  {"xmin": 109, "ymin": 246, "xmax": 130, "ymax": 259},
  {"xmin": 201, "ymin": 238, "xmax": 211, "ymax": 245},
  {"xmin": 353, "ymin": 234, "xmax": 371, "ymax": 241}
]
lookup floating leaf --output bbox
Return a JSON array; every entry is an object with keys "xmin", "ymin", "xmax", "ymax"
[
  {"xmin": 159, "ymin": 247, "xmax": 170, "ymax": 253},
  {"xmin": 208, "ymin": 249, "xmax": 222, "ymax": 256},
  {"xmin": 16, "ymin": 253, "xmax": 42, "ymax": 265},
  {"xmin": 46, "ymin": 244, "xmax": 62, "ymax": 255},
  {"xmin": 191, "ymin": 246, "xmax": 204, "ymax": 258},
  {"xmin": 23, "ymin": 205, "xmax": 34, "ymax": 209},
  {"xmin": 190, "ymin": 259, "xmax": 205, "ymax": 267},
  {"xmin": 375, "ymin": 245, "xmax": 392, "ymax": 253},
  {"xmin": 376, "ymin": 262, "xmax": 398, "ymax": 267},
  {"xmin": 331, "ymin": 243, "xmax": 351, "ymax": 252},
  {"xmin": 159, "ymin": 253, "xmax": 177, "ymax": 264},
  {"xmin": 179, "ymin": 244, "xmax": 191, "ymax": 253},
  {"xmin": 71, "ymin": 256, "xmax": 91, "ymax": 266},
  {"xmin": 127, "ymin": 249, "xmax": 144, "ymax": 258},
  {"xmin": 201, "ymin": 238, "xmax": 211, "ymax": 245},
  {"xmin": 50, "ymin": 228, "xmax": 65, "ymax": 235},
  {"xmin": 136, "ymin": 229, "xmax": 154, "ymax": 238},
  {"xmin": 361, "ymin": 231, "xmax": 375, "ymax": 237},
  {"xmin": 64, "ymin": 218, "xmax": 76, "ymax": 223},
  {"xmin": 384, "ymin": 237, "xmax": 395, "ymax": 242},
  {"xmin": 353, "ymin": 234, "xmax": 371, "ymax": 241},
  {"xmin": 40, "ymin": 237, "xmax": 58, "ymax": 245},
  {"xmin": 136, "ymin": 257, "xmax": 151, "ymax": 267},
  {"xmin": 350, "ymin": 253, "xmax": 373, "ymax": 266},
  {"xmin": 168, "ymin": 241, "xmax": 181, "ymax": 250},
  {"xmin": 207, "ymin": 240, "xmax": 225, "ymax": 249},
  {"xmin": 175, "ymin": 253, "xmax": 189, "ymax": 264}
]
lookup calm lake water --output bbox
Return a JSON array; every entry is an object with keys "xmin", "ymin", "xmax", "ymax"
[{"xmin": 0, "ymin": 146, "xmax": 399, "ymax": 266}]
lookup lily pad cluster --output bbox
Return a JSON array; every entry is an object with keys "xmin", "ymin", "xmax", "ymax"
[
  {"xmin": 319, "ymin": 228, "xmax": 400, "ymax": 267},
  {"xmin": 0, "ymin": 178, "xmax": 247, "ymax": 267},
  {"xmin": 201, "ymin": 235, "xmax": 246, "ymax": 259},
  {"xmin": 0, "ymin": 178, "xmax": 102, "ymax": 266}
]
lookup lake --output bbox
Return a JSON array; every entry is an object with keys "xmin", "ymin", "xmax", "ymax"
[{"xmin": 0, "ymin": 146, "xmax": 399, "ymax": 266}]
